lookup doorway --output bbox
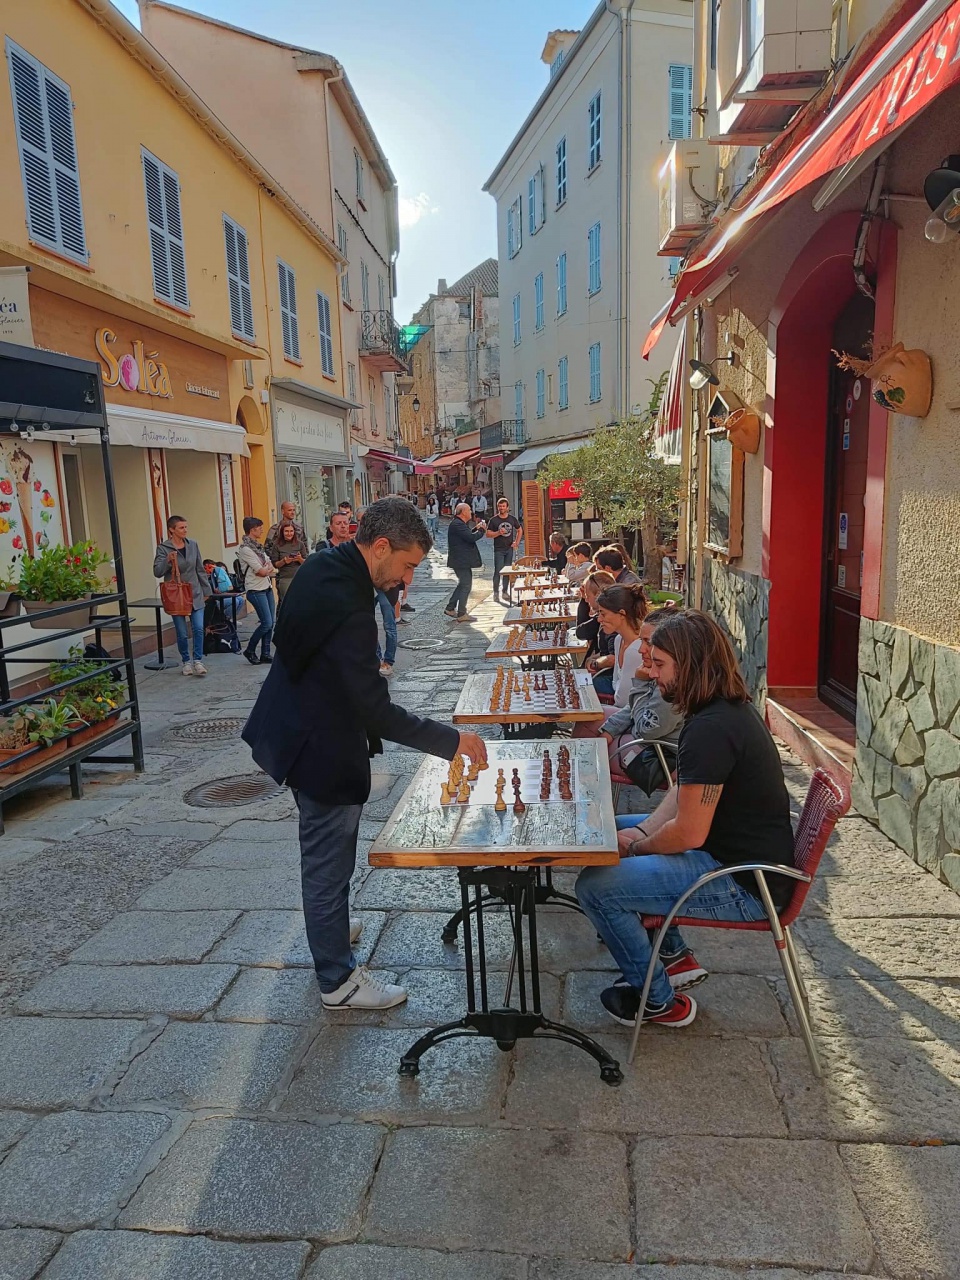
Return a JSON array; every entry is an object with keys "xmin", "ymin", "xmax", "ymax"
[{"xmin": 819, "ymin": 292, "xmax": 873, "ymax": 719}]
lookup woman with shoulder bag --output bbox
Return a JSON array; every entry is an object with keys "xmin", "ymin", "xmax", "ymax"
[
  {"xmin": 153, "ymin": 515, "xmax": 212, "ymax": 677},
  {"xmin": 237, "ymin": 516, "xmax": 278, "ymax": 665}
]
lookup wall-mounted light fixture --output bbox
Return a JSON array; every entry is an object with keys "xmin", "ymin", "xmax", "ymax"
[
  {"xmin": 688, "ymin": 353, "xmax": 737, "ymax": 390},
  {"xmin": 923, "ymin": 155, "xmax": 960, "ymax": 242},
  {"xmin": 412, "ymin": 396, "xmax": 421, "ymax": 413}
]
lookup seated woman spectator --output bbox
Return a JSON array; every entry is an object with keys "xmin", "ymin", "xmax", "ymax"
[
  {"xmin": 565, "ymin": 541, "xmax": 594, "ymax": 585},
  {"xmin": 270, "ymin": 520, "xmax": 306, "ymax": 603},
  {"xmin": 576, "ymin": 569, "xmax": 616, "ymax": 694},
  {"xmin": 598, "ymin": 607, "xmax": 683, "ymax": 776},
  {"xmin": 203, "ymin": 558, "xmax": 233, "ymax": 594},
  {"xmin": 595, "ymin": 545, "xmax": 642, "ymax": 587},
  {"xmin": 590, "ymin": 583, "xmax": 647, "ymax": 711},
  {"xmin": 546, "ymin": 533, "xmax": 568, "ymax": 574}
]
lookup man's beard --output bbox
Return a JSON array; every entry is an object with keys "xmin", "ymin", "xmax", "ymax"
[{"xmin": 659, "ymin": 680, "xmax": 677, "ymax": 703}]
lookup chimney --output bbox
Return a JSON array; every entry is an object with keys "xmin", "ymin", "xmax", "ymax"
[{"xmin": 437, "ymin": 278, "xmax": 448, "ymax": 294}]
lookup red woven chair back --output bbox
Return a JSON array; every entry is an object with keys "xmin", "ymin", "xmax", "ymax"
[{"xmin": 778, "ymin": 767, "xmax": 851, "ymax": 925}]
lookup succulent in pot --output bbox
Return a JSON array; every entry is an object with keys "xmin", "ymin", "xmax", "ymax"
[
  {"xmin": 19, "ymin": 698, "xmax": 86, "ymax": 749},
  {"xmin": 0, "ymin": 714, "xmax": 37, "ymax": 775}
]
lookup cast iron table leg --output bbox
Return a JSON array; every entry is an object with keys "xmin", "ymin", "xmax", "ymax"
[{"xmin": 143, "ymin": 606, "xmax": 177, "ymax": 672}]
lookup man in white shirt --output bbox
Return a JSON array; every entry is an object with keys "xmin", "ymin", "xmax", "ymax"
[{"xmin": 472, "ymin": 491, "xmax": 488, "ymax": 519}]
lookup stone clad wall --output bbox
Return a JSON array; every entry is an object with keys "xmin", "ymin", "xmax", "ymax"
[
  {"xmin": 854, "ymin": 618, "xmax": 960, "ymax": 891},
  {"xmin": 701, "ymin": 560, "xmax": 770, "ymax": 707}
]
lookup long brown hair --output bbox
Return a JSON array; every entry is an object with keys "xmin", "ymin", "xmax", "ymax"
[
  {"xmin": 596, "ymin": 582, "xmax": 647, "ymax": 627},
  {"xmin": 649, "ymin": 610, "xmax": 749, "ymax": 716}
]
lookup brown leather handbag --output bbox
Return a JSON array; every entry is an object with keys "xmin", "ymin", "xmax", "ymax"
[{"xmin": 160, "ymin": 553, "xmax": 193, "ymax": 616}]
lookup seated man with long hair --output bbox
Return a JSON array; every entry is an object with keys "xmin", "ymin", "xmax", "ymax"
[{"xmin": 576, "ymin": 611, "xmax": 796, "ymax": 1029}]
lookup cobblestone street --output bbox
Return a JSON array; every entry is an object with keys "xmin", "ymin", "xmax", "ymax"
[{"xmin": 1, "ymin": 534, "xmax": 959, "ymax": 1279}]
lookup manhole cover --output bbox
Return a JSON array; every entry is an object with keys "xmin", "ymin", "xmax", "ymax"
[
  {"xmin": 171, "ymin": 718, "xmax": 246, "ymax": 742},
  {"xmin": 401, "ymin": 638, "xmax": 444, "ymax": 650},
  {"xmin": 183, "ymin": 774, "xmax": 283, "ymax": 807}
]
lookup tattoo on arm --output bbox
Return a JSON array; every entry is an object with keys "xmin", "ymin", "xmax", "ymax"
[{"xmin": 700, "ymin": 784, "xmax": 723, "ymax": 806}]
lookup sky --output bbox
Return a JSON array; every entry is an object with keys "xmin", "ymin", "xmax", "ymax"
[{"xmin": 111, "ymin": 0, "xmax": 596, "ymax": 322}]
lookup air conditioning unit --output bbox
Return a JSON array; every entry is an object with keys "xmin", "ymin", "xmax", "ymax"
[{"xmin": 658, "ymin": 140, "xmax": 716, "ymax": 256}]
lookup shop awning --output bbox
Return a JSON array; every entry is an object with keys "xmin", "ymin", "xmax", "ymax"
[
  {"xmin": 364, "ymin": 447, "xmax": 415, "ymax": 472},
  {"xmin": 645, "ymin": 0, "xmax": 960, "ymax": 356},
  {"xmin": 480, "ymin": 453, "xmax": 503, "ymax": 466},
  {"xmin": 504, "ymin": 437, "xmax": 591, "ymax": 473},
  {"xmin": 654, "ymin": 329, "xmax": 686, "ymax": 464},
  {"xmin": 431, "ymin": 447, "xmax": 480, "ymax": 468},
  {"xmin": 105, "ymin": 403, "xmax": 249, "ymax": 456}
]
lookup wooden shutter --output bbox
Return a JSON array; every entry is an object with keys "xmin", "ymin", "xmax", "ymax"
[
  {"xmin": 278, "ymin": 261, "xmax": 300, "ymax": 360},
  {"xmin": 317, "ymin": 291, "xmax": 334, "ymax": 376},
  {"xmin": 528, "ymin": 177, "xmax": 536, "ymax": 235},
  {"xmin": 223, "ymin": 215, "xmax": 255, "ymax": 340},
  {"xmin": 522, "ymin": 480, "xmax": 546, "ymax": 558},
  {"xmin": 668, "ymin": 64, "xmax": 693, "ymax": 140},
  {"xmin": 8, "ymin": 41, "xmax": 87, "ymax": 261},
  {"xmin": 143, "ymin": 150, "xmax": 188, "ymax": 308}
]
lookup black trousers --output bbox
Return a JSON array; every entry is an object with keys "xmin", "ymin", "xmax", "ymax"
[{"xmin": 447, "ymin": 567, "xmax": 472, "ymax": 616}]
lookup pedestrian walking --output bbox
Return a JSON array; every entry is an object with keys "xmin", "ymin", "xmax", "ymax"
[
  {"xmin": 377, "ymin": 583, "xmax": 400, "ymax": 674},
  {"xmin": 471, "ymin": 490, "xmax": 488, "ymax": 519},
  {"xmin": 242, "ymin": 497, "xmax": 487, "ymax": 1010},
  {"xmin": 444, "ymin": 502, "xmax": 486, "ymax": 622},
  {"xmin": 237, "ymin": 516, "xmax": 278, "ymax": 665},
  {"xmin": 269, "ymin": 520, "xmax": 307, "ymax": 603},
  {"xmin": 424, "ymin": 491, "xmax": 440, "ymax": 538},
  {"xmin": 153, "ymin": 514, "xmax": 212, "ymax": 677}
]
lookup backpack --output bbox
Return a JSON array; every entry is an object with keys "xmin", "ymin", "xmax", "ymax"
[{"xmin": 231, "ymin": 556, "xmax": 247, "ymax": 593}]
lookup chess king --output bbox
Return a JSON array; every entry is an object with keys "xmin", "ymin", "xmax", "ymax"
[{"xmin": 243, "ymin": 499, "xmax": 486, "ymax": 1013}]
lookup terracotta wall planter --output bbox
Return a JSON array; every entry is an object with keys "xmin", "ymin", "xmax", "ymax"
[
  {"xmin": 23, "ymin": 596, "xmax": 92, "ymax": 631},
  {"xmin": 68, "ymin": 714, "xmax": 120, "ymax": 748},
  {"xmin": 834, "ymin": 343, "xmax": 933, "ymax": 417},
  {"xmin": 0, "ymin": 737, "xmax": 67, "ymax": 779},
  {"xmin": 0, "ymin": 592, "xmax": 21, "ymax": 620}
]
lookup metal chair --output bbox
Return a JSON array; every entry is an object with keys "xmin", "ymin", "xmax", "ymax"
[
  {"xmin": 608, "ymin": 737, "xmax": 677, "ymax": 809},
  {"xmin": 628, "ymin": 767, "xmax": 850, "ymax": 1074}
]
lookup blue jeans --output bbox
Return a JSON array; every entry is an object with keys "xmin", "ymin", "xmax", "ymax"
[
  {"xmin": 493, "ymin": 545, "xmax": 513, "ymax": 596},
  {"xmin": 173, "ymin": 607, "xmax": 205, "ymax": 663},
  {"xmin": 426, "ymin": 514, "xmax": 439, "ymax": 539},
  {"xmin": 295, "ymin": 793, "xmax": 362, "ymax": 991},
  {"xmin": 376, "ymin": 590, "xmax": 397, "ymax": 665},
  {"xmin": 576, "ymin": 845, "xmax": 767, "ymax": 1007},
  {"xmin": 447, "ymin": 567, "xmax": 472, "ymax": 616},
  {"xmin": 592, "ymin": 669, "xmax": 614, "ymax": 697},
  {"xmin": 246, "ymin": 588, "xmax": 276, "ymax": 657}
]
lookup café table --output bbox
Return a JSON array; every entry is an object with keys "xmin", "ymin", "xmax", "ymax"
[
  {"xmin": 129, "ymin": 592, "xmax": 245, "ymax": 670},
  {"xmin": 368, "ymin": 739, "xmax": 622, "ymax": 1084}
]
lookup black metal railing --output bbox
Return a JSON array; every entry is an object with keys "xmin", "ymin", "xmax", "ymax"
[
  {"xmin": 361, "ymin": 311, "xmax": 408, "ymax": 369},
  {"xmin": 481, "ymin": 420, "xmax": 527, "ymax": 451}
]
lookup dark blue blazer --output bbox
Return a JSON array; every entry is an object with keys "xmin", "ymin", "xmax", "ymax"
[{"xmin": 446, "ymin": 516, "xmax": 485, "ymax": 570}]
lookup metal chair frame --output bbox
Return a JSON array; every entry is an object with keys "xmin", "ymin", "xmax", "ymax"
[{"xmin": 608, "ymin": 737, "xmax": 677, "ymax": 808}]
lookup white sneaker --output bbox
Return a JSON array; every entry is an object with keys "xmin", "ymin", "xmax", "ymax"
[
  {"xmin": 320, "ymin": 965, "xmax": 407, "ymax": 1010},
  {"xmin": 193, "ymin": 660, "xmax": 207, "ymax": 677},
  {"xmin": 181, "ymin": 662, "xmax": 194, "ymax": 676},
  {"xmin": 349, "ymin": 917, "xmax": 363, "ymax": 943}
]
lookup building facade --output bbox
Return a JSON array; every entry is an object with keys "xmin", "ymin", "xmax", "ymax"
[
  {"xmin": 0, "ymin": 0, "xmax": 346, "ymax": 630},
  {"xmin": 485, "ymin": 0, "xmax": 694, "ymax": 508},
  {"xmin": 139, "ymin": 0, "xmax": 408, "ymax": 514},
  {"xmin": 651, "ymin": 0, "xmax": 960, "ymax": 887}
]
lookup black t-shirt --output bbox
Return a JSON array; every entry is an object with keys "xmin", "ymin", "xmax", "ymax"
[
  {"xmin": 677, "ymin": 698, "xmax": 795, "ymax": 910},
  {"xmin": 488, "ymin": 514, "xmax": 521, "ymax": 547}
]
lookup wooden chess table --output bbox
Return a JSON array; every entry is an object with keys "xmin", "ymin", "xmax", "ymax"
[
  {"xmin": 484, "ymin": 627, "xmax": 588, "ymax": 671},
  {"xmin": 369, "ymin": 740, "xmax": 621, "ymax": 1084},
  {"xmin": 503, "ymin": 602, "xmax": 578, "ymax": 626},
  {"xmin": 453, "ymin": 668, "xmax": 604, "ymax": 736}
]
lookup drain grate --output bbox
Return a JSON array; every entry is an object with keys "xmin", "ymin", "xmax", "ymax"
[
  {"xmin": 401, "ymin": 638, "xmax": 444, "ymax": 650},
  {"xmin": 184, "ymin": 773, "xmax": 283, "ymax": 808},
  {"xmin": 171, "ymin": 717, "xmax": 246, "ymax": 742}
]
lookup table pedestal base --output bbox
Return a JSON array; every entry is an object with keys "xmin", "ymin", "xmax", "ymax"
[{"xmin": 440, "ymin": 867, "xmax": 580, "ymax": 943}]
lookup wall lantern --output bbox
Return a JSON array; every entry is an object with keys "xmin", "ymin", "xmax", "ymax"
[
  {"xmin": 923, "ymin": 155, "xmax": 960, "ymax": 242},
  {"xmin": 688, "ymin": 354, "xmax": 736, "ymax": 390},
  {"xmin": 412, "ymin": 396, "xmax": 421, "ymax": 413}
]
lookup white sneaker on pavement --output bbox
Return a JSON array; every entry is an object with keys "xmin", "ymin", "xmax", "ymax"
[
  {"xmin": 193, "ymin": 660, "xmax": 207, "ymax": 676},
  {"xmin": 181, "ymin": 662, "xmax": 194, "ymax": 676},
  {"xmin": 350, "ymin": 917, "xmax": 363, "ymax": 943},
  {"xmin": 320, "ymin": 965, "xmax": 407, "ymax": 1010}
]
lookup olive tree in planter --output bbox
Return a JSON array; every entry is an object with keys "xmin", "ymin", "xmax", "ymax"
[{"xmin": 18, "ymin": 542, "xmax": 112, "ymax": 630}]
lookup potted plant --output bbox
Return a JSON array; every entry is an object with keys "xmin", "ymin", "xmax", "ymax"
[
  {"xmin": 19, "ymin": 542, "xmax": 112, "ymax": 630},
  {"xmin": 833, "ymin": 342, "xmax": 933, "ymax": 417},
  {"xmin": 0, "ymin": 714, "xmax": 39, "ymax": 775},
  {"xmin": 0, "ymin": 572, "xmax": 21, "ymax": 620},
  {"xmin": 20, "ymin": 698, "xmax": 86, "ymax": 755}
]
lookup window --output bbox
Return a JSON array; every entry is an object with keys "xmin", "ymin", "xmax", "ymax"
[
  {"xmin": 512, "ymin": 292, "xmax": 521, "ymax": 346},
  {"xmin": 536, "ymin": 369, "xmax": 545, "ymax": 419},
  {"xmin": 223, "ymin": 215, "xmax": 254, "ymax": 341},
  {"xmin": 360, "ymin": 260, "xmax": 370, "ymax": 312},
  {"xmin": 558, "ymin": 356, "xmax": 569, "ymax": 410},
  {"xmin": 589, "ymin": 343, "xmax": 601, "ymax": 402},
  {"xmin": 142, "ymin": 149, "xmax": 188, "ymax": 309},
  {"xmin": 506, "ymin": 193, "xmax": 522, "ymax": 258},
  {"xmin": 534, "ymin": 273, "xmax": 544, "ymax": 331},
  {"xmin": 7, "ymin": 40, "xmax": 87, "ymax": 263},
  {"xmin": 355, "ymin": 149, "xmax": 366, "ymax": 204},
  {"xmin": 557, "ymin": 252, "xmax": 567, "ymax": 316},
  {"xmin": 668, "ymin": 64, "xmax": 694, "ymax": 140},
  {"xmin": 337, "ymin": 224, "xmax": 350, "ymax": 303},
  {"xmin": 588, "ymin": 91, "xmax": 602, "ymax": 171},
  {"xmin": 317, "ymin": 291, "xmax": 334, "ymax": 377},
  {"xmin": 556, "ymin": 137, "xmax": 567, "ymax": 207},
  {"xmin": 528, "ymin": 167, "xmax": 545, "ymax": 235},
  {"xmin": 277, "ymin": 259, "xmax": 300, "ymax": 361},
  {"xmin": 514, "ymin": 381, "xmax": 524, "ymax": 422},
  {"xmin": 588, "ymin": 222, "xmax": 601, "ymax": 295},
  {"xmin": 347, "ymin": 362, "xmax": 357, "ymax": 402}
]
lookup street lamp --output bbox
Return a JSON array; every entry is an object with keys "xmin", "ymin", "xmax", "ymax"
[
  {"xmin": 688, "ymin": 354, "xmax": 736, "ymax": 390},
  {"xmin": 412, "ymin": 396, "xmax": 421, "ymax": 413}
]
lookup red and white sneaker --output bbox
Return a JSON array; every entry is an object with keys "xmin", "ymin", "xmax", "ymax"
[
  {"xmin": 664, "ymin": 950, "xmax": 709, "ymax": 991},
  {"xmin": 600, "ymin": 984, "xmax": 698, "ymax": 1028}
]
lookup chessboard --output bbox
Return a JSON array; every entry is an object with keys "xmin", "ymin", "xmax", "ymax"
[
  {"xmin": 453, "ymin": 668, "xmax": 604, "ymax": 725},
  {"xmin": 485, "ymin": 626, "xmax": 588, "ymax": 658},
  {"xmin": 367, "ymin": 740, "xmax": 618, "ymax": 868},
  {"xmin": 515, "ymin": 587, "xmax": 577, "ymax": 603},
  {"xmin": 504, "ymin": 601, "xmax": 578, "ymax": 625}
]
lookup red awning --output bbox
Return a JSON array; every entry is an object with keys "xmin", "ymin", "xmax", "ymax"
[
  {"xmin": 645, "ymin": 0, "xmax": 960, "ymax": 356},
  {"xmin": 479, "ymin": 453, "xmax": 503, "ymax": 466},
  {"xmin": 413, "ymin": 462, "xmax": 434, "ymax": 475},
  {"xmin": 365, "ymin": 448, "xmax": 415, "ymax": 470},
  {"xmin": 432, "ymin": 447, "xmax": 480, "ymax": 468},
  {"xmin": 655, "ymin": 328, "xmax": 686, "ymax": 455}
]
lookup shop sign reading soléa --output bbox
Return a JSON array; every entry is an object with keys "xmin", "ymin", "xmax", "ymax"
[{"xmin": 95, "ymin": 327, "xmax": 173, "ymax": 399}]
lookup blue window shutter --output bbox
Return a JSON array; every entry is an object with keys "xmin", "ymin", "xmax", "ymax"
[
  {"xmin": 528, "ymin": 177, "xmax": 536, "ymax": 235},
  {"xmin": 318, "ymin": 291, "xmax": 334, "ymax": 376},
  {"xmin": 668, "ymin": 64, "xmax": 693, "ymax": 140}
]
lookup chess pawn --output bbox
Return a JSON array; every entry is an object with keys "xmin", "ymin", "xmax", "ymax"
[
  {"xmin": 457, "ymin": 779, "xmax": 470, "ymax": 803},
  {"xmin": 440, "ymin": 781, "xmax": 453, "ymax": 805}
]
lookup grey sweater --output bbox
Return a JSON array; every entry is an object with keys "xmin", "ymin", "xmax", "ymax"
[
  {"xmin": 604, "ymin": 673, "xmax": 683, "ymax": 746},
  {"xmin": 153, "ymin": 537, "xmax": 212, "ymax": 611}
]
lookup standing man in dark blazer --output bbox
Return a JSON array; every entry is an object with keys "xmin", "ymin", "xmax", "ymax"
[
  {"xmin": 243, "ymin": 498, "xmax": 487, "ymax": 1011},
  {"xmin": 444, "ymin": 501, "xmax": 486, "ymax": 623}
]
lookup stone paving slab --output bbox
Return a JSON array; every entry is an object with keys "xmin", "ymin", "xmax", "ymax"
[
  {"xmin": 17, "ymin": 964, "xmax": 239, "ymax": 1018},
  {"xmin": 0, "ymin": 1018, "xmax": 149, "ymax": 1108},
  {"xmin": 280, "ymin": 1026, "xmax": 507, "ymax": 1124},
  {"xmin": 40, "ymin": 1231, "xmax": 312, "ymax": 1280},
  {"xmin": 119, "ymin": 1117, "xmax": 384, "ymax": 1240},
  {"xmin": 366, "ymin": 1127, "xmax": 632, "ymax": 1261},
  {"xmin": 111, "ymin": 1021, "xmax": 303, "ymax": 1109},
  {"xmin": 563, "ymin": 970, "xmax": 792, "ymax": 1037},
  {"xmin": 0, "ymin": 1228, "xmax": 61, "ymax": 1280},
  {"xmin": 355, "ymin": 868, "xmax": 463, "ymax": 911},
  {"xmin": 223, "ymin": 819, "xmax": 300, "ymax": 842},
  {"xmin": 136, "ymin": 868, "xmax": 302, "ymax": 911},
  {"xmin": 307, "ymin": 1244, "xmax": 528, "ymax": 1279},
  {"xmin": 768, "ymin": 1035, "xmax": 960, "ymax": 1141},
  {"xmin": 208, "ymin": 910, "xmax": 384, "ymax": 968},
  {"xmin": 0, "ymin": 1111, "xmax": 36, "ymax": 1157},
  {"xmin": 186, "ymin": 841, "xmax": 300, "ymax": 868},
  {"xmin": 840, "ymin": 1143, "xmax": 960, "ymax": 1280},
  {"xmin": 530, "ymin": 1265, "xmax": 875, "ymax": 1280},
  {"xmin": 213, "ymin": 966, "xmax": 325, "ymax": 1023},
  {"xmin": 796, "ymin": 918, "xmax": 960, "ymax": 978},
  {"xmin": 387, "ymin": 966, "xmax": 562, "ymax": 1027},
  {"xmin": 0, "ymin": 839, "xmax": 53, "ymax": 873},
  {"xmin": 631, "ymin": 1137, "xmax": 874, "ymax": 1271},
  {"xmin": 667, "ymin": 927, "xmax": 808, "ymax": 976},
  {"xmin": 68, "ymin": 911, "xmax": 241, "ymax": 964},
  {"xmin": 506, "ymin": 1035, "xmax": 786, "ymax": 1136},
  {"xmin": 803, "ymin": 977, "xmax": 960, "ymax": 1041},
  {"xmin": 805, "ymin": 870, "xmax": 960, "ymax": 917},
  {"xmin": 0, "ymin": 1110, "xmax": 171, "ymax": 1230}
]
